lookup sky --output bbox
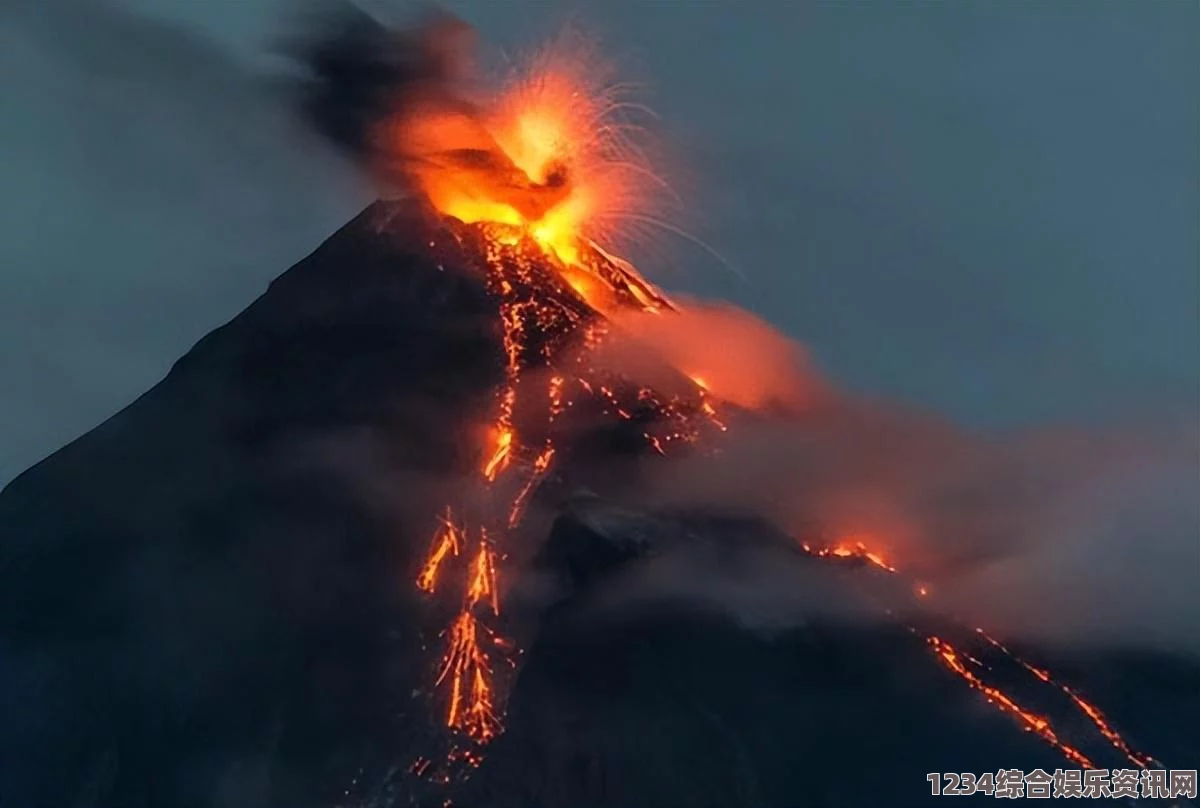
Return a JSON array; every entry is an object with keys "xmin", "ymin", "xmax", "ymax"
[{"xmin": 1, "ymin": 0, "xmax": 1197, "ymax": 485}]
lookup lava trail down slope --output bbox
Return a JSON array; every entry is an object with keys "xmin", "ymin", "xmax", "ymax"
[{"xmin": 0, "ymin": 201, "xmax": 1196, "ymax": 808}]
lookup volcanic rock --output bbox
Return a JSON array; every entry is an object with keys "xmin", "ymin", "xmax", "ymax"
[{"xmin": 0, "ymin": 203, "xmax": 1196, "ymax": 808}]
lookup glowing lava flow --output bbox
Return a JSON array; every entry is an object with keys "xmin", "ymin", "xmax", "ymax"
[
  {"xmin": 925, "ymin": 635, "xmax": 1095, "ymax": 769},
  {"xmin": 416, "ymin": 509, "xmax": 462, "ymax": 594},
  {"xmin": 391, "ymin": 18, "xmax": 1154, "ymax": 790},
  {"xmin": 973, "ymin": 628, "xmax": 1160, "ymax": 769},
  {"xmin": 410, "ymin": 217, "xmax": 726, "ymax": 782},
  {"xmin": 802, "ymin": 539, "xmax": 897, "ymax": 573},
  {"xmin": 397, "ymin": 35, "xmax": 728, "ymax": 763},
  {"xmin": 803, "ymin": 538, "xmax": 1158, "ymax": 771}
]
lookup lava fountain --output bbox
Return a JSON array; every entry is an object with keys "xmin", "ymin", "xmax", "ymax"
[{"xmin": 294, "ymin": 7, "xmax": 1163, "ymax": 793}]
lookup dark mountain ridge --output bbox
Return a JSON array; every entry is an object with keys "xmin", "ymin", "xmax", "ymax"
[{"xmin": 0, "ymin": 202, "xmax": 1195, "ymax": 808}]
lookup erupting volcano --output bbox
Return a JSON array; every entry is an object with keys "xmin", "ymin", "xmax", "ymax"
[
  {"xmin": 0, "ymin": 7, "xmax": 1195, "ymax": 808},
  {"xmin": 294, "ymin": 10, "xmax": 1183, "ymax": 802},
  {"xmin": 298, "ymin": 8, "xmax": 736, "ymax": 773}
]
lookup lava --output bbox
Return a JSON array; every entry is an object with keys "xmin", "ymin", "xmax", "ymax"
[
  {"xmin": 436, "ymin": 610, "xmax": 501, "ymax": 743},
  {"xmin": 416, "ymin": 510, "xmax": 461, "ymax": 594},
  {"xmin": 466, "ymin": 536, "xmax": 499, "ymax": 617},
  {"xmin": 799, "ymin": 536, "xmax": 1158, "ymax": 771},
  {"xmin": 927, "ymin": 635, "xmax": 1095, "ymax": 769},
  {"xmin": 385, "ymin": 20, "xmax": 674, "ymax": 320},
  {"xmin": 482, "ymin": 427, "xmax": 513, "ymax": 481},
  {"xmin": 802, "ymin": 538, "xmax": 897, "ymax": 573},
  {"xmin": 414, "ymin": 222, "xmax": 720, "ymax": 775},
  {"xmin": 974, "ymin": 628, "xmax": 1159, "ymax": 769},
  {"xmin": 385, "ymin": 12, "xmax": 1158, "ymax": 793}
]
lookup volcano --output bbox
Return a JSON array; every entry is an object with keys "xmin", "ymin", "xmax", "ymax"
[{"xmin": 0, "ymin": 201, "xmax": 1196, "ymax": 808}]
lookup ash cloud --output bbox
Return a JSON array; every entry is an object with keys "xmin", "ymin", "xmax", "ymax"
[
  {"xmin": 608, "ymin": 302, "xmax": 1200, "ymax": 654},
  {"xmin": 287, "ymin": 4, "xmax": 478, "ymax": 170},
  {"xmin": 285, "ymin": 5, "xmax": 569, "ymax": 222}
]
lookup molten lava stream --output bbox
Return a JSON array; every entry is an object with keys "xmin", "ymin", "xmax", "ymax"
[
  {"xmin": 973, "ymin": 628, "xmax": 1159, "ymax": 768},
  {"xmin": 801, "ymin": 538, "xmax": 1158, "ymax": 770},
  {"xmin": 926, "ymin": 635, "xmax": 1094, "ymax": 769},
  {"xmin": 437, "ymin": 610, "xmax": 501, "ymax": 743},
  {"xmin": 417, "ymin": 509, "xmax": 462, "ymax": 595}
]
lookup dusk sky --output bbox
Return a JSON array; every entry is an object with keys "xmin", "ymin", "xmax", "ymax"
[{"xmin": 2, "ymin": 0, "xmax": 1196, "ymax": 484}]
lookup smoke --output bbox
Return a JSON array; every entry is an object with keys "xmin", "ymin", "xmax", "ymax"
[
  {"xmin": 584, "ymin": 543, "xmax": 888, "ymax": 634},
  {"xmin": 606, "ymin": 300, "xmax": 1200, "ymax": 653},
  {"xmin": 600, "ymin": 299, "xmax": 830, "ymax": 413},
  {"xmin": 287, "ymin": 5, "xmax": 573, "ymax": 221},
  {"xmin": 287, "ymin": 4, "xmax": 479, "ymax": 170}
]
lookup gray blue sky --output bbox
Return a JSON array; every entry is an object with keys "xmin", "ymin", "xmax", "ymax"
[{"xmin": 2, "ymin": 0, "xmax": 1197, "ymax": 484}]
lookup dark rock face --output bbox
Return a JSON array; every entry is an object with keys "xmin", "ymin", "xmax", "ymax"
[
  {"xmin": 0, "ymin": 202, "xmax": 506, "ymax": 808},
  {"xmin": 465, "ymin": 507, "xmax": 1200, "ymax": 808},
  {"xmin": 1, "ymin": 204, "xmax": 1196, "ymax": 808}
]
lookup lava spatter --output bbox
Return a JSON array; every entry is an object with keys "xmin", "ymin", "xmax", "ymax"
[
  {"xmin": 370, "ymin": 12, "xmax": 1160, "ymax": 794},
  {"xmin": 412, "ymin": 223, "xmax": 724, "ymax": 785}
]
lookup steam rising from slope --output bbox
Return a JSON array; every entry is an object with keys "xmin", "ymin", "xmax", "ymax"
[
  {"xmin": 616, "ymin": 306, "xmax": 1199, "ymax": 652},
  {"xmin": 12, "ymin": 0, "xmax": 1190, "ymax": 659},
  {"xmin": 285, "ymin": 5, "xmax": 1198, "ymax": 655},
  {"xmin": 599, "ymin": 301, "xmax": 830, "ymax": 413}
]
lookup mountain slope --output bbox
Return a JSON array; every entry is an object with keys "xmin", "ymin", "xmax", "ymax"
[{"xmin": 1, "ymin": 203, "xmax": 1195, "ymax": 808}]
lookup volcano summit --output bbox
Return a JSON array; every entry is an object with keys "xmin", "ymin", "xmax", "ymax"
[
  {"xmin": 1, "ymin": 8, "xmax": 1197, "ymax": 808},
  {"xmin": 0, "ymin": 200, "xmax": 1195, "ymax": 808}
]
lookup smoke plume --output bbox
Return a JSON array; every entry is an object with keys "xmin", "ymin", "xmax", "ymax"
[
  {"xmin": 601, "ymin": 299, "xmax": 830, "ymax": 413},
  {"xmin": 288, "ymin": 5, "xmax": 572, "ymax": 221},
  {"xmin": 289, "ymin": 4, "xmax": 478, "ymax": 167},
  {"xmin": 607, "ymin": 301, "xmax": 1200, "ymax": 653}
]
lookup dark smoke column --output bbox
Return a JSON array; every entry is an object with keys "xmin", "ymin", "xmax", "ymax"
[{"xmin": 291, "ymin": 6, "xmax": 570, "ymax": 222}]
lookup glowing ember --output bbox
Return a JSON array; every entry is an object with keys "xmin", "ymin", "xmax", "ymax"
[
  {"xmin": 974, "ymin": 629, "xmax": 1159, "ymax": 768},
  {"xmin": 413, "ymin": 197, "xmax": 718, "ymax": 778},
  {"xmin": 482, "ymin": 428, "xmax": 514, "ymax": 481},
  {"xmin": 416, "ymin": 510, "xmax": 461, "ymax": 594},
  {"xmin": 800, "ymin": 537, "xmax": 1157, "ymax": 771},
  {"xmin": 466, "ymin": 536, "xmax": 499, "ymax": 616},
  {"xmin": 384, "ymin": 24, "xmax": 676, "ymax": 321},
  {"xmin": 436, "ymin": 611, "xmax": 501, "ymax": 743},
  {"xmin": 412, "ymin": 226, "xmax": 723, "ymax": 779},
  {"xmin": 927, "ymin": 635, "xmax": 1095, "ymax": 769},
  {"xmin": 391, "ymin": 15, "xmax": 1156, "ymax": 794},
  {"xmin": 807, "ymin": 538, "xmax": 898, "ymax": 573}
]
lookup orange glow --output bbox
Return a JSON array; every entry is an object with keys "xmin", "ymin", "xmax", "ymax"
[
  {"xmin": 808, "ymin": 538, "xmax": 898, "ymax": 573},
  {"xmin": 508, "ymin": 445, "xmax": 557, "ymax": 528},
  {"xmin": 974, "ymin": 629, "xmax": 1158, "ymax": 768},
  {"xmin": 800, "ymin": 538, "xmax": 1156, "ymax": 769},
  {"xmin": 412, "ymin": 227, "xmax": 720, "ymax": 767},
  {"xmin": 417, "ymin": 511, "xmax": 461, "ymax": 593},
  {"xmin": 485, "ymin": 34, "xmax": 657, "ymax": 265},
  {"xmin": 548, "ymin": 375, "xmax": 565, "ymax": 419},
  {"xmin": 602, "ymin": 303, "xmax": 823, "ymax": 413},
  {"xmin": 400, "ymin": 22, "xmax": 1155, "ymax": 789},
  {"xmin": 404, "ymin": 59, "xmax": 587, "ymax": 261},
  {"xmin": 379, "ymin": 24, "xmax": 678, "ymax": 323},
  {"xmin": 483, "ymin": 427, "xmax": 514, "ymax": 481},
  {"xmin": 927, "ymin": 636, "xmax": 1094, "ymax": 769},
  {"xmin": 466, "ymin": 536, "xmax": 500, "ymax": 615},
  {"xmin": 437, "ymin": 611, "xmax": 501, "ymax": 743}
]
